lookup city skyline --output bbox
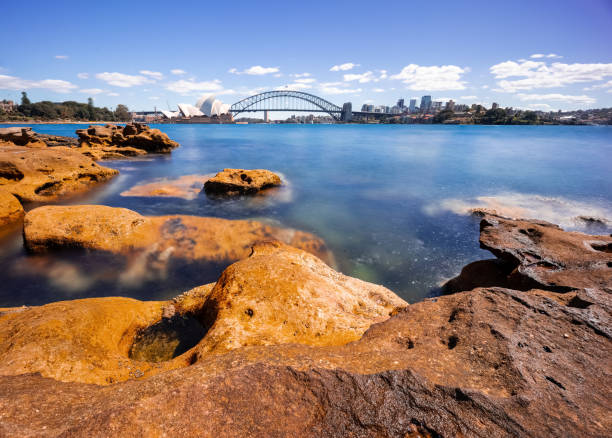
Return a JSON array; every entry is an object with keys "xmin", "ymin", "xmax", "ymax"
[{"xmin": 1, "ymin": 0, "xmax": 612, "ymax": 112}]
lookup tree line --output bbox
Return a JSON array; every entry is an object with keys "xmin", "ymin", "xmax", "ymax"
[{"xmin": 0, "ymin": 92, "xmax": 131, "ymax": 122}]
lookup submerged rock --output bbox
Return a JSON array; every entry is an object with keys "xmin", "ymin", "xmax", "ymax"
[
  {"xmin": 76, "ymin": 123, "xmax": 179, "ymax": 158},
  {"xmin": 204, "ymin": 168, "xmax": 281, "ymax": 195},
  {"xmin": 23, "ymin": 205, "xmax": 334, "ymax": 266},
  {"xmin": 121, "ymin": 174, "xmax": 211, "ymax": 200},
  {"xmin": 0, "ymin": 145, "xmax": 118, "ymax": 203},
  {"xmin": 0, "ymin": 127, "xmax": 78, "ymax": 149}
]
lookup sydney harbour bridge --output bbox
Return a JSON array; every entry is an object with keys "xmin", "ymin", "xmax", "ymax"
[{"xmin": 229, "ymin": 90, "xmax": 377, "ymax": 122}]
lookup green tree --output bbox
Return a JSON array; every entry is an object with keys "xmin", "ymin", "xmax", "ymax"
[
  {"xmin": 21, "ymin": 91, "xmax": 31, "ymax": 105},
  {"xmin": 114, "ymin": 104, "xmax": 131, "ymax": 122},
  {"xmin": 87, "ymin": 97, "xmax": 95, "ymax": 120}
]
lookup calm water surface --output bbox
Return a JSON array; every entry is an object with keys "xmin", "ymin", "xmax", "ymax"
[{"xmin": 1, "ymin": 124, "xmax": 611, "ymax": 306}]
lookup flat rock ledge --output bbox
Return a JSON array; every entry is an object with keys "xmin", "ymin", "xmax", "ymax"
[
  {"xmin": 23, "ymin": 204, "xmax": 335, "ymax": 267},
  {"xmin": 0, "ymin": 214, "xmax": 610, "ymax": 437},
  {"xmin": 204, "ymin": 168, "xmax": 282, "ymax": 195}
]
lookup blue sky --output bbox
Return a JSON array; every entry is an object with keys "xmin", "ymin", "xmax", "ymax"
[{"xmin": 1, "ymin": 0, "xmax": 612, "ymax": 114}]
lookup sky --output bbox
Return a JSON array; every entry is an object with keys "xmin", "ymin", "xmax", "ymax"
[{"xmin": 1, "ymin": 0, "xmax": 612, "ymax": 116}]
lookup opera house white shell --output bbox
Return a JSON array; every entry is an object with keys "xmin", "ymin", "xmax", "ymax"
[{"xmin": 162, "ymin": 95, "xmax": 230, "ymax": 119}]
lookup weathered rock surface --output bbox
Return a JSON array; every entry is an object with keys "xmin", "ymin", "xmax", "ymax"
[
  {"xmin": 0, "ymin": 190, "xmax": 24, "ymax": 230},
  {"xmin": 76, "ymin": 123, "xmax": 179, "ymax": 158},
  {"xmin": 1, "ymin": 215, "xmax": 610, "ymax": 437},
  {"xmin": 0, "ymin": 127, "xmax": 47, "ymax": 148},
  {"xmin": 23, "ymin": 205, "xmax": 334, "ymax": 266},
  {"xmin": 121, "ymin": 174, "xmax": 211, "ymax": 200},
  {"xmin": 445, "ymin": 213, "xmax": 612, "ymax": 293},
  {"xmin": 204, "ymin": 168, "xmax": 282, "ymax": 195},
  {"xmin": 0, "ymin": 145, "xmax": 118, "ymax": 203}
]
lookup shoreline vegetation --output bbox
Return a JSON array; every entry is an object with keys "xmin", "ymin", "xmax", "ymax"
[{"xmin": 2, "ymin": 93, "xmax": 611, "ymax": 125}]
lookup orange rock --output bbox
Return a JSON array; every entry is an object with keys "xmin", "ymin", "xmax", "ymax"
[
  {"xmin": 0, "ymin": 145, "xmax": 118, "ymax": 203},
  {"xmin": 23, "ymin": 205, "xmax": 335, "ymax": 266},
  {"xmin": 121, "ymin": 174, "xmax": 211, "ymax": 200},
  {"xmin": 204, "ymin": 168, "xmax": 281, "ymax": 195},
  {"xmin": 76, "ymin": 123, "xmax": 179, "ymax": 155},
  {"xmin": 0, "ymin": 190, "xmax": 24, "ymax": 231}
]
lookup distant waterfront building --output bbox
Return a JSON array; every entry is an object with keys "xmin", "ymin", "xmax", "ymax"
[
  {"xmin": 397, "ymin": 98, "xmax": 404, "ymax": 109},
  {"xmin": 409, "ymin": 99, "xmax": 417, "ymax": 113},
  {"xmin": 454, "ymin": 104, "xmax": 468, "ymax": 112},
  {"xmin": 492, "ymin": 102, "xmax": 499, "ymax": 110},
  {"xmin": 361, "ymin": 103, "xmax": 374, "ymax": 112},
  {"xmin": 420, "ymin": 95, "xmax": 432, "ymax": 113},
  {"xmin": 0, "ymin": 100, "xmax": 15, "ymax": 112},
  {"xmin": 341, "ymin": 102, "xmax": 352, "ymax": 122},
  {"xmin": 391, "ymin": 106, "xmax": 402, "ymax": 114},
  {"xmin": 445, "ymin": 100, "xmax": 455, "ymax": 111},
  {"xmin": 431, "ymin": 101, "xmax": 442, "ymax": 112}
]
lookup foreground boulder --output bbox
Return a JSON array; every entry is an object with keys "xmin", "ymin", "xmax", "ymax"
[
  {"xmin": 445, "ymin": 213, "xmax": 612, "ymax": 293},
  {"xmin": 204, "ymin": 168, "xmax": 281, "ymax": 195},
  {"xmin": 0, "ymin": 242, "xmax": 405, "ymax": 385},
  {"xmin": 23, "ymin": 205, "xmax": 334, "ymax": 266},
  {"xmin": 0, "ymin": 191, "xmax": 24, "ymax": 231},
  {"xmin": 76, "ymin": 123, "xmax": 179, "ymax": 159},
  {"xmin": 0, "ymin": 145, "xmax": 118, "ymax": 203},
  {"xmin": 0, "ymin": 127, "xmax": 47, "ymax": 148}
]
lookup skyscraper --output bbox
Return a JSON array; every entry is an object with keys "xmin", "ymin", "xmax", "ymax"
[
  {"xmin": 420, "ymin": 95, "xmax": 432, "ymax": 113},
  {"xmin": 397, "ymin": 98, "xmax": 404, "ymax": 109},
  {"xmin": 409, "ymin": 99, "xmax": 417, "ymax": 113}
]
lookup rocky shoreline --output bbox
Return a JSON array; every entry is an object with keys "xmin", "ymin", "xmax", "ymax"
[{"xmin": 0, "ymin": 126, "xmax": 610, "ymax": 437}]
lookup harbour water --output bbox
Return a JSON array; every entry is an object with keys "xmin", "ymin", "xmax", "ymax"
[{"xmin": 1, "ymin": 124, "xmax": 611, "ymax": 306}]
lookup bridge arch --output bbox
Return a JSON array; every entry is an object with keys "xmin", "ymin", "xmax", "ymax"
[{"xmin": 230, "ymin": 90, "xmax": 343, "ymax": 120}]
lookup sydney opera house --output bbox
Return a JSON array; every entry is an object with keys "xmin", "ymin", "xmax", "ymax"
[{"xmin": 161, "ymin": 95, "xmax": 231, "ymax": 120}]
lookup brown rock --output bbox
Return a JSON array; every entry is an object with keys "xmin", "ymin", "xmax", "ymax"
[
  {"xmin": 204, "ymin": 168, "xmax": 281, "ymax": 195},
  {"xmin": 0, "ymin": 190, "xmax": 24, "ymax": 231},
  {"xmin": 0, "ymin": 145, "xmax": 118, "ymax": 203},
  {"xmin": 76, "ymin": 123, "xmax": 179, "ymax": 156},
  {"xmin": 0, "ymin": 127, "xmax": 47, "ymax": 148},
  {"xmin": 121, "ymin": 174, "xmax": 211, "ymax": 200},
  {"xmin": 23, "ymin": 205, "xmax": 334, "ymax": 266}
]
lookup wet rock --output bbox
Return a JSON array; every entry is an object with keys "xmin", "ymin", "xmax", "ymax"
[
  {"xmin": 0, "ymin": 190, "xmax": 24, "ymax": 231},
  {"xmin": 23, "ymin": 205, "xmax": 334, "ymax": 266},
  {"xmin": 445, "ymin": 213, "xmax": 612, "ymax": 293},
  {"xmin": 204, "ymin": 168, "xmax": 281, "ymax": 195},
  {"xmin": 121, "ymin": 174, "xmax": 211, "ymax": 200},
  {"xmin": 76, "ymin": 123, "xmax": 179, "ymax": 157},
  {"xmin": 0, "ymin": 145, "xmax": 118, "ymax": 203}
]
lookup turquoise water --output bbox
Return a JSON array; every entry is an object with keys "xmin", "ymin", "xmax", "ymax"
[{"xmin": 1, "ymin": 124, "xmax": 611, "ymax": 306}]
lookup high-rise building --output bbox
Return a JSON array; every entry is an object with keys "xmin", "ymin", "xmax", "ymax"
[
  {"xmin": 492, "ymin": 102, "xmax": 499, "ymax": 110},
  {"xmin": 445, "ymin": 100, "xmax": 455, "ymax": 111},
  {"xmin": 409, "ymin": 99, "xmax": 417, "ymax": 113},
  {"xmin": 341, "ymin": 102, "xmax": 352, "ymax": 122},
  {"xmin": 431, "ymin": 101, "xmax": 442, "ymax": 112},
  {"xmin": 397, "ymin": 98, "xmax": 404, "ymax": 109},
  {"xmin": 420, "ymin": 95, "xmax": 432, "ymax": 113}
]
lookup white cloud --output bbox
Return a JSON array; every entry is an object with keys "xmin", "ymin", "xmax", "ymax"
[
  {"xmin": 54, "ymin": 55, "xmax": 69, "ymax": 60},
  {"xmin": 95, "ymin": 72, "xmax": 154, "ymax": 88},
  {"xmin": 378, "ymin": 70, "xmax": 388, "ymax": 79},
  {"xmin": 273, "ymin": 73, "xmax": 282, "ymax": 78},
  {"xmin": 319, "ymin": 85, "xmax": 362, "ymax": 95},
  {"xmin": 390, "ymin": 64, "xmax": 468, "ymax": 90},
  {"xmin": 515, "ymin": 93, "xmax": 596, "ymax": 105},
  {"xmin": 490, "ymin": 60, "xmax": 612, "ymax": 92},
  {"xmin": 291, "ymin": 72, "xmax": 311, "ymax": 78},
  {"xmin": 277, "ymin": 82, "xmax": 312, "ymax": 91},
  {"xmin": 107, "ymin": 92, "xmax": 120, "ymax": 97},
  {"xmin": 165, "ymin": 79, "xmax": 223, "ymax": 94},
  {"xmin": 170, "ymin": 69, "xmax": 186, "ymax": 75},
  {"xmin": 330, "ymin": 63, "xmax": 359, "ymax": 72},
  {"xmin": 149, "ymin": 96, "xmax": 160, "ymax": 100},
  {"xmin": 77, "ymin": 72, "xmax": 89, "ymax": 79},
  {"xmin": 584, "ymin": 80, "xmax": 612, "ymax": 91},
  {"xmin": 0, "ymin": 74, "xmax": 77, "ymax": 93},
  {"xmin": 319, "ymin": 81, "xmax": 343, "ymax": 87},
  {"xmin": 372, "ymin": 88, "xmax": 385, "ymax": 92},
  {"xmin": 229, "ymin": 66, "xmax": 280, "ymax": 75},
  {"xmin": 344, "ymin": 71, "xmax": 376, "ymax": 83},
  {"xmin": 524, "ymin": 103, "xmax": 553, "ymax": 110},
  {"xmin": 79, "ymin": 88, "xmax": 105, "ymax": 95},
  {"xmin": 460, "ymin": 95, "xmax": 478, "ymax": 100},
  {"xmin": 294, "ymin": 78, "xmax": 316, "ymax": 84},
  {"xmin": 139, "ymin": 70, "xmax": 164, "ymax": 80},
  {"xmin": 530, "ymin": 53, "xmax": 562, "ymax": 59}
]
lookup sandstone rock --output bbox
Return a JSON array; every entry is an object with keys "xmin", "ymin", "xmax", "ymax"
[
  {"xmin": 0, "ymin": 190, "xmax": 24, "ymax": 230},
  {"xmin": 204, "ymin": 168, "xmax": 282, "ymax": 195},
  {"xmin": 0, "ymin": 145, "xmax": 118, "ymax": 203},
  {"xmin": 445, "ymin": 213, "xmax": 612, "ymax": 293},
  {"xmin": 76, "ymin": 123, "xmax": 179, "ymax": 156},
  {"xmin": 0, "ymin": 284, "xmax": 609, "ymax": 436},
  {"xmin": 0, "ymin": 127, "xmax": 47, "ymax": 148},
  {"xmin": 23, "ymin": 205, "xmax": 334, "ymax": 266},
  {"xmin": 121, "ymin": 174, "xmax": 211, "ymax": 200}
]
